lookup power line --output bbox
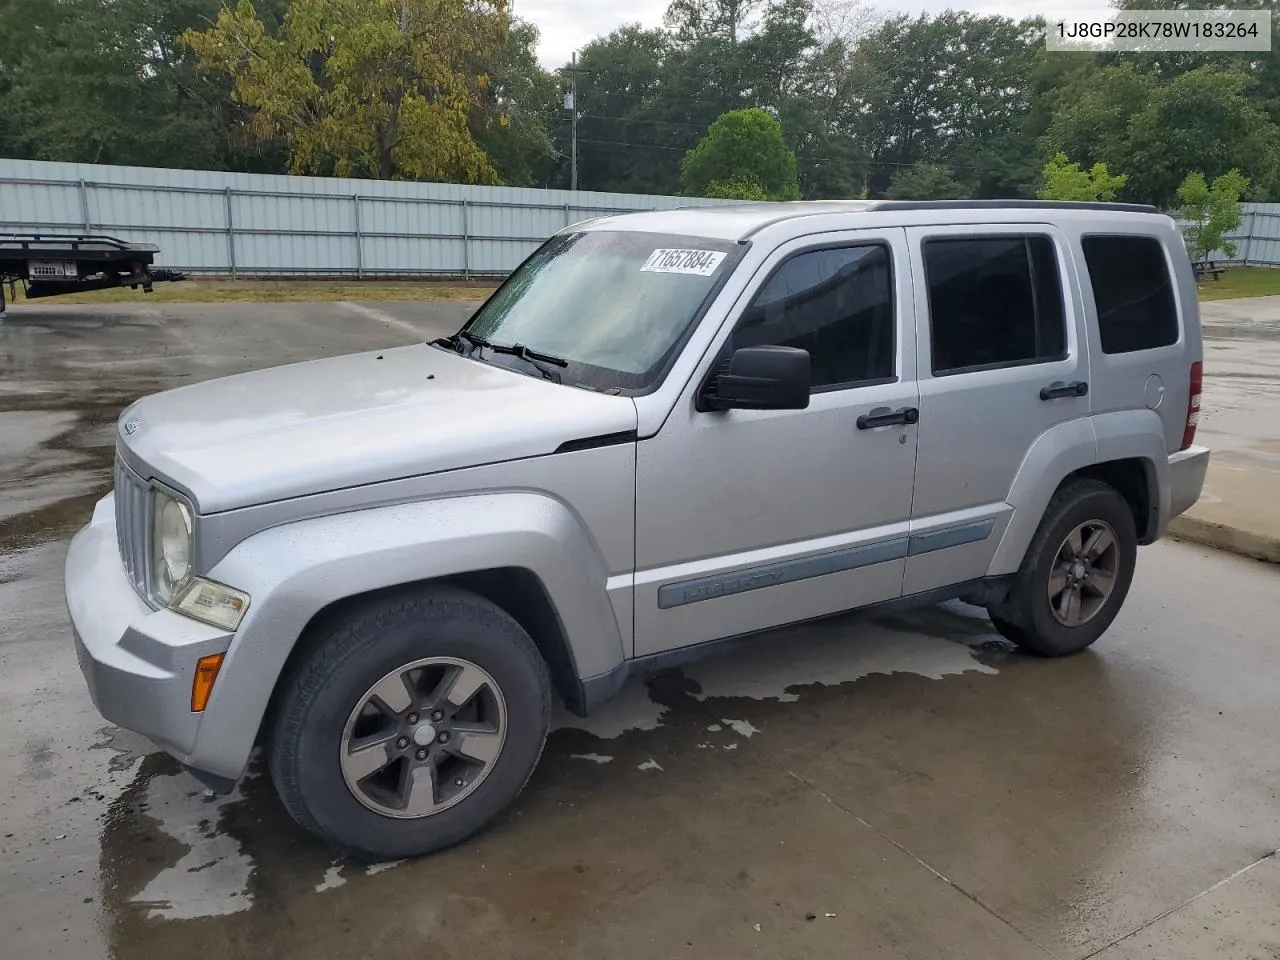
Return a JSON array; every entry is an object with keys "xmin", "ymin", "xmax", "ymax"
[{"xmin": 573, "ymin": 136, "xmax": 956, "ymax": 169}]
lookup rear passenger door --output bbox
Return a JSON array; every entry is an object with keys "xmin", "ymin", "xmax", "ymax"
[{"xmin": 903, "ymin": 224, "xmax": 1090, "ymax": 595}]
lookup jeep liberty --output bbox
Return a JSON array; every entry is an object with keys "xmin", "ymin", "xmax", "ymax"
[{"xmin": 65, "ymin": 200, "xmax": 1210, "ymax": 860}]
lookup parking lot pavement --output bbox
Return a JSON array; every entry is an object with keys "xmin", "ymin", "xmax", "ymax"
[
  {"xmin": 1177, "ymin": 298, "xmax": 1280, "ymax": 560},
  {"xmin": 1, "ymin": 302, "xmax": 1278, "ymax": 960}
]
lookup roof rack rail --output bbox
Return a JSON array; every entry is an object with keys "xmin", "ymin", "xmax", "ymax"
[{"xmin": 864, "ymin": 199, "xmax": 1160, "ymax": 214}]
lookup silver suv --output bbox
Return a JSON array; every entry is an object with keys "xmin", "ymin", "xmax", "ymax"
[{"xmin": 65, "ymin": 201, "xmax": 1210, "ymax": 860}]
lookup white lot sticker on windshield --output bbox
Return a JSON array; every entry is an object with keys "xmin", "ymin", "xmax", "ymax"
[{"xmin": 641, "ymin": 248, "xmax": 728, "ymax": 277}]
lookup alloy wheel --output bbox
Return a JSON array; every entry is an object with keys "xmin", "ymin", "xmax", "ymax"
[
  {"xmin": 1047, "ymin": 519, "xmax": 1120, "ymax": 627},
  {"xmin": 339, "ymin": 657, "xmax": 507, "ymax": 819}
]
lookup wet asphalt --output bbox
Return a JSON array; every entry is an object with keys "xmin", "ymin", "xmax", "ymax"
[{"xmin": 1, "ymin": 300, "xmax": 1278, "ymax": 960}]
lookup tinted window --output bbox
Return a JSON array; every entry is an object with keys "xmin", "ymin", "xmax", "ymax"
[
  {"xmin": 1081, "ymin": 235, "xmax": 1179, "ymax": 354},
  {"xmin": 733, "ymin": 244, "xmax": 894, "ymax": 389},
  {"xmin": 924, "ymin": 236, "xmax": 1067, "ymax": 375}
]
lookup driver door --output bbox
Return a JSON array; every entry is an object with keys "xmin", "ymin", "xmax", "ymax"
[{"xmin": 632, "ymin": 228, "xmax": 921, "ymax": 656}]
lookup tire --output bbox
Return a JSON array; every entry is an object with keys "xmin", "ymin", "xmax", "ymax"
[
  {"xmin": 987, "ymin": 612, "xmax": 1031, "ymax": 648},
  {"xmin": 988, "ymin": 479, "xmax": 1137, "ymax": 657},
  {"xmin": 268, "ymin": 585, "xmax": 552, "ymax": 861}
]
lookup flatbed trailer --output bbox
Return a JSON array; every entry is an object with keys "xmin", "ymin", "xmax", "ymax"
[{"xmin": 0, "ymin": 234, "xmax": 185, "ymax": 315}]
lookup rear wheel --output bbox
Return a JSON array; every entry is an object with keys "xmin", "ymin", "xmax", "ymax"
[
  {"xmin": 268, "ymin": 586, "xmax": 551, "ymax": 861},
  {"xmin": 989, "ymin": 480, "xmax": 1137, "ymax": 657}
]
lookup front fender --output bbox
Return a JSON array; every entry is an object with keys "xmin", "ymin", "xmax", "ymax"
[{"xmin": 189, "ymin": 493, "xmax": 626, "ymax": 782}]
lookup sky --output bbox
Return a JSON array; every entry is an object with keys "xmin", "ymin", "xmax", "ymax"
[{"xmin": 515, "ymin": 0, "xmax": 1062, "ymax": 68}]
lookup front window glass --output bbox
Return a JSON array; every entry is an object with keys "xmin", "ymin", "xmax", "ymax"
[
  {"xmin": 461, "ymin": 231, "xmax": 741, "ymax": 393},
  {"xmin": 733, "ymin": 243, "xmax": 895, "ymax": 390}
]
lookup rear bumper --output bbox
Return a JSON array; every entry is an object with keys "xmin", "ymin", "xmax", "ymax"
[
  {"xmin": 1168, "ymin": 445, "xmax": 1210, "ymax": 522},
  {"xmin": 65, "ymin": 494, "xmax": 237, "ymax": 781}
]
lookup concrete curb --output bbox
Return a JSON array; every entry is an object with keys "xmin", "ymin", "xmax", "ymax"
[{"xmin": 1167, "ymin": 515, "xmax": 1280, "ymax": 565}]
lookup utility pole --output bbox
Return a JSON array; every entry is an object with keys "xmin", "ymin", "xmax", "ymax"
[
  {"xmin": 560, "ymin": 53, "xmax": 590, "ymax": 192},
  {"xmin": 570, "ymin": 56, "xmax": 578, "ymax": 192}
]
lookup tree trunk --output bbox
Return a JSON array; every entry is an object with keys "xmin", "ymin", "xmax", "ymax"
[{"xmin": 379, "ymin": 137, "xmax": 395, "ymax": 179}]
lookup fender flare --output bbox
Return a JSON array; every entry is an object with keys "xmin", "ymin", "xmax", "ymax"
[
  {"xmin": 1092, "ymin": 408, "xmax": 1171, "ymax": 540},
  {"xmin": 988, "ymin": 417, "xmax": 1097, "ymax": 576},
  {"xmin": 987, "ymin": 411, "xmax": 1167, "ymax": 576},
  {"xmin": 188, "ymin": 492, "xmax": 626, "ymax": 782}
]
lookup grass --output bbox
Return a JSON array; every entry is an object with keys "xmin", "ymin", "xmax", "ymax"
[
  {"xmin": 1195, "ymin": 266, "xmax": 1280, "ymax": 302},
  {"xmin": 7, "ymin": 278, "xmax": 498, "ymax": 305}
]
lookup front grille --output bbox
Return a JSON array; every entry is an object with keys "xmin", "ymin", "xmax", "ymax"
[{"xmin": 114, "ymin": 457, "xmax": 150, "ymax": 599}]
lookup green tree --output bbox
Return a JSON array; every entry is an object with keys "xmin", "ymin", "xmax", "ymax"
[
  {"xmin": 665, "ymin": 0, "xmax": 765, "ymax": 43},
  {"xmin": 1178, "ymin": 169, "xmax": 1250, "ymax": 263},
  {"xmin": 1043, "ymin": 64, "xmax": 1280, "ymax": 205},
  {"xmin": 884, "ymin": 164, "xmax": 972, "ymax": 200},
  {"xmin": 184, "ymin": 0, "xmax": 510, "ymax": 182},
  {"xmin": 1127, "ymin": 68, "xmax": 1279, "ymax": 204},
  {"xmin": 850, "ymin": 13, "xmax": 1043, "ymax": 196},
  {"xmin": 681, "ymin": 107, "xmax": 801, "ymax": 199},
  {"xmin": 705, "ymin": 176, "xmax": 769, "ymax": 199},
  {"xmin": 573, "ymin": 26, "xmax": 675, "ymax": 193},
  {"xmin": 1037, "ymin": 152, "xmax": 1128, "ymax": 201},
  {"xmin": 469, "ymin": 19, "xmax": 560, "ymax": 187},
  {"xmin": 784, "ymin": 36, "xmax": 869, "ymax": 198},
  {"xmin": 0, "ymin": 0, "xmax": 238, "ymax": 169}
]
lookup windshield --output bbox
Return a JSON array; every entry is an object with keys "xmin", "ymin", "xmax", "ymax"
[{"xmin": 460, "ymin": 230, "xmax": 743, "ymax": 393}]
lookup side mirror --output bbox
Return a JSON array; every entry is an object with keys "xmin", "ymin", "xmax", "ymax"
[{"xmin": 703, "ymin": 345, "xmax": 811, "ymax": 411}]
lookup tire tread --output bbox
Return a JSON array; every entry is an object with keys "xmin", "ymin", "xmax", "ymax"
[
  {"xmin": 990, "ymin": 479, "xmax": 1137, "ymax": 657},
  {"xmin": 268, "ymin": 586, "xmax": 551, "ymax": 859}
]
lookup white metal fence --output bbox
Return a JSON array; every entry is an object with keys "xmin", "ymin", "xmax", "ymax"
[
  {"xmin": 1212, "ymin": 205, "xmax": 1280, "ymax": 265},
  {"xmin": 0, "ymin": 158, "xmax": 1276, "ymax": 276},
  {"xmin": 0, "ymin": 159, "xmax": 736, "ymax": 279}
]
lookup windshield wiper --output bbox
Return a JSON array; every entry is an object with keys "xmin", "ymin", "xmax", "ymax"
[
  {"xmin": 487, "ymin": 343, "xmax": 568, "ymax": 367},
  {"xmin": 456, "ymin": 330, "xmax": 491, "ymax": 354},
  {"xmin": 443, "ymin": 331, "xmax": 567, "ymax": 384},
  {"xmin": 486, "ymin": 342, "xmax": 568, "ymax": 384},
  {"xmin": 431, "ymin": 329, "xmax": 491, "ymax": 354}
]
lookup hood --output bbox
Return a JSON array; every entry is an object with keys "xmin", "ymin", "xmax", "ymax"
[{"xmin": 117, "ymin": 344, "xmax": 638, "ymax": 514}]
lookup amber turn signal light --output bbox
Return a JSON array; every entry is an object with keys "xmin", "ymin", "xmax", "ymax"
[{"xmin": 191, "ymin": 653, "xmax": 226, "ymax": 712}]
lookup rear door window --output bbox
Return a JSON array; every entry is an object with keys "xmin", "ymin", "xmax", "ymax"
[
  {"xmin": 923, "ymin": 236, "xmax": 1067, "ymax": 375},
  {"xmin": 1080, "ymin": 235, "xmax": 1179, "ymax": 354}
]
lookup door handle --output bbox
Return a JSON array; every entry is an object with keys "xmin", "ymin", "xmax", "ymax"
[
  {"xmin": 857, "ymin": 406, "xmax": 920, "ymax": 430},
  {"xmin": 1040, "ymin": 381, "xmax": 1089, "ymax": 401}
]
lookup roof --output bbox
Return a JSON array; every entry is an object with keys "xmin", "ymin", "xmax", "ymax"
[{"xmin": 576, "ymin": 199, "xmax": 1164, "ymax": 242}]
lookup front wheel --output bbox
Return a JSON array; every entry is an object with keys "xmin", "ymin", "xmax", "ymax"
[
  {"xmin": 268, "ymin": 586, "xmax": 552, "ymax": 861},
  {"xmin": 989, "ymin": 480, "xmax": 1138, "ymax": 657}
]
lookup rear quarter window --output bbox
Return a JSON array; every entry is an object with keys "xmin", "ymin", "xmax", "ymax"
[{"xmin": 1081, "ymin": 235, "xmax": 1179, "ymax": 354}]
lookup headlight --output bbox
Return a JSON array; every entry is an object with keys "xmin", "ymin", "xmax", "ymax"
[
  {"xmin": 150, "ymin": 491, "xmax": 192, "ymax": 605},
  {"xmin": 172, "ymin": 579, "xmax": 251, "ymax": 631}
]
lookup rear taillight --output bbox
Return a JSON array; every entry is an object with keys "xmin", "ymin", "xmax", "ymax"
[{"xmin": 1181, "ymin": 361, "xmax": 1202, "ymax": 450}]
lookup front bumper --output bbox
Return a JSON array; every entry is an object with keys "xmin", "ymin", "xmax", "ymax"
[
  {"xmin": 66, "ymin": 494, "xmax": 236, "ymax": 778},
  {"xmin": 1168, "ymin": 444, "xmax": 1211, "ymax": 520}
]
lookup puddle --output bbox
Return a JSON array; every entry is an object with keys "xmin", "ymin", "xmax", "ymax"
[
  {"xmin": 0, "ymin": 486, "xmax": 111, "ymax": 551},
  {"xmin": 684, "ymin": 614, "xmax": 998, "ymax": 704},
  {"xmin": 570, "ymin": 753, "xmax": 614, "ymax": 765},
  {"xmin": 314, "ymin": 864, "xmax": 347, "ymax": 893},
  {"xmin": 128, "ymin": 773, "xmax": 255, "ymax": 920},
  {"xmin": 552, "ymin": 678, "xmax": 669, "ymax": 740},
  {"xmin": 721, "ymin": 719, "xmax": 759, "ymax": 738},
  {"xmin": 0, "ymin": 381, "xmax": 170, "ymax": 550}
]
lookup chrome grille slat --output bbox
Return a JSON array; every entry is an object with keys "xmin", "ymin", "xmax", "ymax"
[{"xmin": 114, "ymin": 456, "xmax": 150, "ymax": 598}]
